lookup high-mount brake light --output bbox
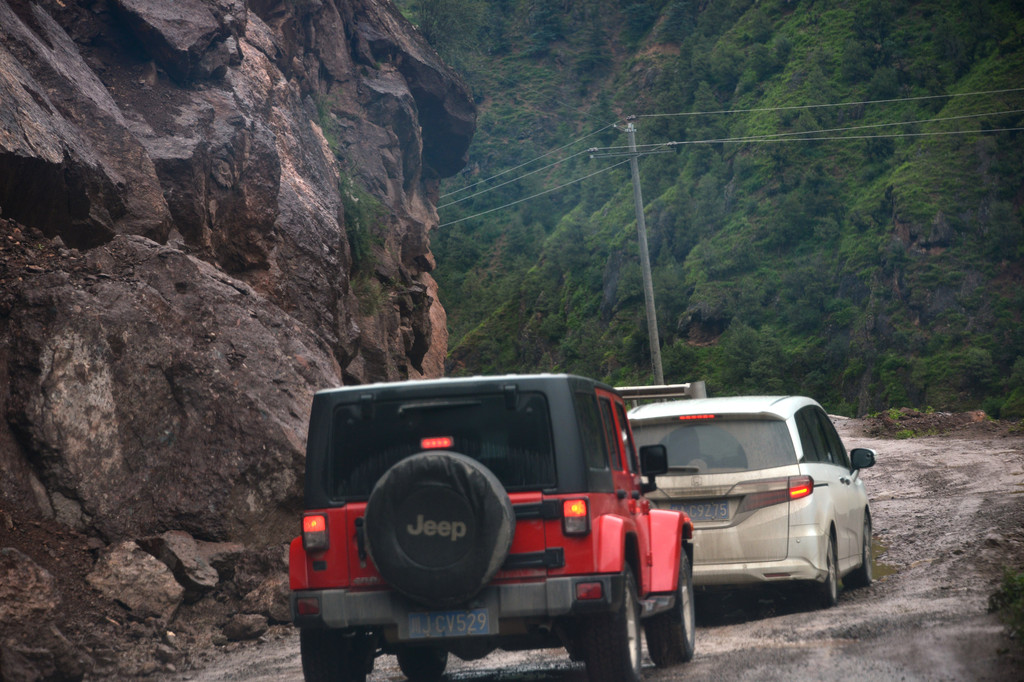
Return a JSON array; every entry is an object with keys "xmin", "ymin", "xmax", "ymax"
[
  {"xmin": 678, "ymin": 414, "xmax": 716, "ymax": 421},
  {"xmin": 302, "ymin": 514, "xmax": 329, "ymax": 552},
  {"xmin": 420, "ymin": 436, "xmax": 454, "ymax": 450},
  {"xmin": 562, "ymin": 498, "xmax": 590, "ymax": 535}
]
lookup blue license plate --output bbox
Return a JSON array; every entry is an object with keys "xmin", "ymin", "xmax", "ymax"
[
  {"xmin": 672, "ymin": 500, "xmax": 729, "ymax": 521},
  {"xmin": 408, "ymin": 608, "xmax": 491, "ymax": 639}
]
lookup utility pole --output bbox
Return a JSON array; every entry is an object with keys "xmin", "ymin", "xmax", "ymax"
[{"xmin": 625, "ymin": 119, "xmax": 664, "ymax": 385}]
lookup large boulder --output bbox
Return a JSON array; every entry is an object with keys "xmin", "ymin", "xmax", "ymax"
[
  {"xmin": 0, "ymin": 0, "xmax": 475, "ymax": 673},
  {"xmin": 4, "ymin": 229, "xmax": 338, "ymax": 545},
  {"xmin": 112, "ymin": 0, "xmax": 245, "ymax": 84},
  {"xmin": 0, "ymin": 548, "xmax": 89, "ymax": 681},
  {"xmin": 0, "ymin": 0, "xmax": 172, "ymax": 248},
  {"xmin": 86, "ymin": 541, "xmax": 185, "ymax": 625},
  {"xmin": 138, "ymin": 531, "xmax": 221, "ymax": 602},
  {"xmin": 0, "ymin": 0, "xmax": 476, "ymax": 544}
]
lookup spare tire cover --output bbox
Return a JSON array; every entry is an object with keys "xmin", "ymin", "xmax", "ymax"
[{"xmin": 364, "ymin": 451, "xmax": 515, "ymax": 608}]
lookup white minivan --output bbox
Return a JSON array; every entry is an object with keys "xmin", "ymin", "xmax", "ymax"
[{"xmin": 628, "ymin": 395, "xmax": 876, "ymax": 607}]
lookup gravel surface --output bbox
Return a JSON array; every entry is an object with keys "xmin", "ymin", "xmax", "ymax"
[{"xmin": 158, "ymin": 416, "xmax": 1024, "ymax": 681}]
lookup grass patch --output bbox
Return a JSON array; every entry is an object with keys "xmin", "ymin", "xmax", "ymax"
[
  {"xmin": 989, "ymin": 569, "xmax": 1024, "ymax": 645},
  {"xmin": 351, "ymin": 272, "xmax": 391, "ymax": 316},
  {"xmin": 339, "ymin": 174, "xmax": 385, "ymax": 273}
]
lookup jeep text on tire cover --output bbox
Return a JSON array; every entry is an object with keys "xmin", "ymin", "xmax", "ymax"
[{"xmin": 289, "ymin": 374, "xmax": 695, "ymax": 682}]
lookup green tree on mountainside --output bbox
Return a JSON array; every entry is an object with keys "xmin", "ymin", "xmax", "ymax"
[{"xmin": 398, "ymin": 0, "xmax": 1024, "ymax": 416}]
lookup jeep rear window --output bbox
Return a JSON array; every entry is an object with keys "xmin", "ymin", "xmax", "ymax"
[
  {"xmin": 631, "ymin": 419, "xmax": 796, "ymax": 473},
  {"xmin": 329, "ymin": 391, "xmax": 556, "ymax": 499}
]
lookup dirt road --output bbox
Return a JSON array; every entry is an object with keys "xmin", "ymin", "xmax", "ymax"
[{"xmin": 162, "ymin": 417, "xmax": 1024, "ymax": 681}]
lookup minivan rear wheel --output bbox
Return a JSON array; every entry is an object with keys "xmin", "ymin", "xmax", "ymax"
[
  {"xmin": 844, "ymin": 514, "xmax": 873, "ymax": 589},
  {"xmin": 818, "ymin": 533, "xmax": 839, "ymax": 608}
]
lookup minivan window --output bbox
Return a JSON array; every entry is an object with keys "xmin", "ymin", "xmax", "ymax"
[
  {"xmin": 330, "ymin": 391, "xmax": 555, "ymax": 498},
  {"xmin": 796, "ymin": 408, "xmax": 827, "ymax": 462},
  {"xmin": 631, "ymin": 418, "xmax": 796, "ymax": 472},
  {"xmin": 815, "ymin": 409, "xmax": 851, "ymax": 469}
]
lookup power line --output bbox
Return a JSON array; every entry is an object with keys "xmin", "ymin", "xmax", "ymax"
[
  {"xmin": 589, "ymin": 107, "xmax": 1024, "ymax": 153},
  {"xmin": 441, "ymin": 124, "xmax": 1021, "ymax": 228},
  {"xmin": 441, "ymin": 88, "xmax": 1022, "ymax": 209},
  {"xmin": 438, "ymin": 158, "xmax": 632, "ymax": 228},
  {"xmin": 637, "ymin": 87, "xmax": 1024, "ymax": 120},
  {"xmin": 438, "ymin": 148, "xmax": 593, "ymax": 209},
  {"xmin": 438, "ymin": 91, "xmax": 1023, "ymax": 228},
  {"xmin": 700, "ymin": 126, "xmax": 1024, "ymax": 145},
  {"xmin": 734, "ymin": 108, "xmax": 1024, "ymax": 141},
  {"xmin": 440, "ymin": 121, "xmax": 621, "ymax": 199}
]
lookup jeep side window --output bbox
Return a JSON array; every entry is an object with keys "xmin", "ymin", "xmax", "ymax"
[
  {"xmin": 599, "ymin": 397, "xmax": 623, "ymax": 470},
  {"xmin": 573, "ymin": 390, "xmax": 610, "ymax": 472},
  {"xmin": 614, "ymin": 401, "xmax": 639, "ymax": 474}
]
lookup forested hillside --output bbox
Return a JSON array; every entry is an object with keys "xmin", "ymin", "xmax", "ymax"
[{"xmin": 399, "ymin": 0, "xmax": 1024, "ymax": 417}]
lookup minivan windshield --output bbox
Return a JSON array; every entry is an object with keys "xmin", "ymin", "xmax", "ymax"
[
  {"xmin": 329, "ymin": 391, "xmax": 556, "ymax": 498},
  {"xmin": 631, "ymin": 418, "xmax": 796, "ymax": 473}
]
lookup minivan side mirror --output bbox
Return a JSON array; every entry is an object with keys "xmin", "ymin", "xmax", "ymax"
[
  {"xmin": 640, "ymin": 444, "xmax": 668, "ymax": 493},
  {"xmin": 850, "ymin": 447, "xmax": 876, "ymax": 470}
]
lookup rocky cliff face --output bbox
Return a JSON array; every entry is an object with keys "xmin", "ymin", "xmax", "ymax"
[{"xmin": 0, "ymin": 0, "xmax": 473, "ymax": 677}]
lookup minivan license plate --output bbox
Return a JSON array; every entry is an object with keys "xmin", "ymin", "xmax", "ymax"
[
  {"xmin": 408, "ymin": 608, "xmax": 491, "ymax": 639},
  {"xmin": 672, "ymin": 501, "xmax": 729, "ymax": 521}
]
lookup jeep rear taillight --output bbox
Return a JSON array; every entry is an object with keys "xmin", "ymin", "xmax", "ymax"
[
  {"xmin": 302, "ymin": 513, "xmax": 329, "ymax": 552},
  {"xmin": 295, "ymin": 597, "xmax": 320, "ymax": 616},
  {"xmin": 562, "ymin": 498, "xmax": 589, "ymax": 535},
  {"xmin": 575, "ymin": 581, "xmax": 604, "ymax": 600}
]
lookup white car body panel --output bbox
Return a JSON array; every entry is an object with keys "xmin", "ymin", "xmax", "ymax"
[{"xmin": 630, "ymin": 395, "xmax": 874, "ymax": 589}]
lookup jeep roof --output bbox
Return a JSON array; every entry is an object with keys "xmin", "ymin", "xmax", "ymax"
[{"xmin": 304, "ymin": 374, "xmax": 625, "ymax": 507}]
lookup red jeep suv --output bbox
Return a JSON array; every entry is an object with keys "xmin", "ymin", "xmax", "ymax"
[{"xmin": 289, "ymin": 374, "xmax": 695, "ymax": 681}]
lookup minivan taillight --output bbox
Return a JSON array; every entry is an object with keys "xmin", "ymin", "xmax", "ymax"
[
  {"xmin": 737, "ymin": 476, "xmax": 814, "ymax": 513},
  {"xmin": 788, "ymin": 475, "xmax": 813, "ymax": 500},
  {"xmin": 562, "ymin": 498, "xmax": 590, "ymax": 535},
  {"xmin": 302, "ymin": 514, "xmax": 329, "ymax": 552}
]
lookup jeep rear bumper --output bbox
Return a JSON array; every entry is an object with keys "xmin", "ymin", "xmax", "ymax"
[{"xmin": 292, "ymin": 574, "xmax": 624, "ymax": 639}]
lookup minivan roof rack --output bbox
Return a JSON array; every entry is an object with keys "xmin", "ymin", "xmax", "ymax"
[{"xmin": 616, "ymin": 381, "xmax": 707, "ymax": 404}]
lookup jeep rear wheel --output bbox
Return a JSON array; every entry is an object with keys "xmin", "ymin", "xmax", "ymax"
[
  {"xmin": 299, "ymin": 629, "xmax": 370, "ymax": 682},
  {"xmin": 645, "ymin": 550, "xmax": 695, "ymax": 666},
  {"xmin": 581, "ymin": 565, "xmax": 642, "ymax": 682},
  {"xmin": 396, "ymin": 646, "xmax": 448, "ymax": 682},
  {"xmin": 364, "ymin": 451, "xmax": 515, "ymax": 608}
]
